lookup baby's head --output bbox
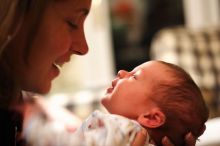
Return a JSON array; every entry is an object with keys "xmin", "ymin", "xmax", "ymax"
[
  {"xmin": 141, "ymin": 61, "xmax": 209, "ymax": 146},
  {"xmin": 102, "ymin": 60, "xmax": 209, "ymax": 146}
]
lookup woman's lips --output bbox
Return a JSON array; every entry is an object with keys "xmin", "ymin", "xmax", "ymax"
[
  {"xmin": 50, "ymin": 60, "xmax": 67, "ymax": 79},
  {"xmin": 53, "ymin": 62, "xmax": 62, "ymax": 70},
  {"xmin": 51, "ymin": 63, "xmax": 60, "ymax": 79}
]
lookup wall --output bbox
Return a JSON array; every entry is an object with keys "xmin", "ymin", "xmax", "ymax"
[{"xmin": 183, "ymin": 0, "xmax": 220, "ymax": 30}]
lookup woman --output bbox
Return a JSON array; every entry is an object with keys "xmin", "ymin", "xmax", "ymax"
[{"xmin": 0, "ymin": 0, "xmax": 196, "ymax": 146}]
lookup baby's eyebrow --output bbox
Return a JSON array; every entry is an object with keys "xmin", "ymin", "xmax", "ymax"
[
  {"xmin": 132, "ymin": 69, "xmax": 144, "ymax": 77},
  {"xmin": 130, "ymin": 71, "xmax": 139, "ymax": 78},
  {"xmin": 131, "ymin": 67, "xmax": 142, "ymax": 73},
  {"xmin": 130, "ymin": 70, "xmax": 136, "ymax": 74}
]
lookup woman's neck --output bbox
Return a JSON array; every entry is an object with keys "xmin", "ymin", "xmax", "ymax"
[{"xmin": 0, "ymin": 56, "xmax": 22, "ymax": 109}]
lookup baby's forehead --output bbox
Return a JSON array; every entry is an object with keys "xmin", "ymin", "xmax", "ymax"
[
  {"xmin": 133, "ymin": 61, "xmax": 167, "ymax": 73},
  {"xmin": 138, "ymin": 61, "xmax": 176, "ymax": 82}
]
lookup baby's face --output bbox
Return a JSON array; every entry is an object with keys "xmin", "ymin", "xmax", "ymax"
[{"xmin": 101, "ymin": 61, "xmax": 170, "ymax": 119}]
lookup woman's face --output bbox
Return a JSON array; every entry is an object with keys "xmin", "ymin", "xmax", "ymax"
[
  {"xmin": 7, "ymin": 0, "xmax": 91, "ymax": 93},
  {"xmin": 101, "ymin": 61, "xmax": 168, "ymax": 119}
]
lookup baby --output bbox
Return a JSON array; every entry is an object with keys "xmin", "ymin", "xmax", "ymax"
[{"xmin": 100, "ymin": 60, "xmax": 209, "ymax": 146}]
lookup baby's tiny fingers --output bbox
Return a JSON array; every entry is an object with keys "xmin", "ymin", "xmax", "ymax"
[
  {"xmin": 185, "ymin": 132, "xmax": 196, "ymax": 146},
  {"xmin": 161, "ymin": 136, "xmax": 175, "ymax": 146}
]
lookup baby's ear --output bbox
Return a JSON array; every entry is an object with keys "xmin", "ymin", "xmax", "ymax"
[{"xmin": 137, "ymin": 108, "xmax": 166, "ymax": 128}]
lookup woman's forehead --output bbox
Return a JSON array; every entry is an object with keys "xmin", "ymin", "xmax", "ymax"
[
  {"xmin": 52, "ymin": 0, "xmax": 91, "ymax": 11},
  {"xmin": 51, "ymin": 0, "xmax": 91, "ymax": 20}
]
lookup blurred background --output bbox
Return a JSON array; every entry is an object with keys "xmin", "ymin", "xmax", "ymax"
[{"xmin": 44, "ymin": 0, "xmax": 220, "ymax": 144}]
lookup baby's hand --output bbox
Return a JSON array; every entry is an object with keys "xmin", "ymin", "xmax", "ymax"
[
  {"xmin": 161, "ymin": 132, "xmax": 196, "ymax": 146},
  {"xmin": 131, "ymin": 128, "xmax": 148, "ymax": 146}
]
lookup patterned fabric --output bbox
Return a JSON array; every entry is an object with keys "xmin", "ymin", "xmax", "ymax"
[
  {"xmin": 78, "ymin": 110, "xmax": 149, "ymax": 146},
  {"xmin": 150, "ymin": 26, "xmax": 220, "ymax": 118},
  {"xmin": 24, "ymin": 110, "xmax": 151, "ymax": 146}
]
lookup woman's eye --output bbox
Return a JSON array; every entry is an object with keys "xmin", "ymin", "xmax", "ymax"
[{"xmin": 66, "ymin": 20, "xmax": 78, "ymax": 29}]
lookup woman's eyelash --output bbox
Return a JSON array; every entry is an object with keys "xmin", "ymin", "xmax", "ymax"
[{"xmin": 66, "ymin": 20, "xmax": 78, "ymax": 29}]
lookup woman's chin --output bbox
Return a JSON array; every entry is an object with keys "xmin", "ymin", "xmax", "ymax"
[{"xmin": 32, "ymin": 83, "xmax": 51, "ymax": 95}]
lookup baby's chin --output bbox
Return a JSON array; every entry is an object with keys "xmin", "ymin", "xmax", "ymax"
[
  {"xmin": 100, "ymin": 97, "xmax": 111, "ymax": 111},
  {"xmin": 100, "ymin": 96, "xmax": 107, "ymax": 107}
]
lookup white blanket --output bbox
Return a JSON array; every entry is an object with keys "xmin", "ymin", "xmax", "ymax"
[{"xmin": 24, "ymin": 110, "xmax": 151, "ymax": 146}]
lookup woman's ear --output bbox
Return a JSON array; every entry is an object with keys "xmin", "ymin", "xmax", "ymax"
[{"xmin": 137, "ymin": 108, "xmax": 166, "ymax": 128}]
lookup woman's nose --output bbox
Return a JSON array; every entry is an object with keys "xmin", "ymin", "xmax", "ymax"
[
  {"xmin": 71, "ymin": 28, "xmax": 89, "ymax": 55},
  {"xmin": 78, "ymin": 30, "xmax": 89, "ymax": 55},
  {"xmin": 117, "ymin": 70, "xmax": 128, "ymax": 78}
]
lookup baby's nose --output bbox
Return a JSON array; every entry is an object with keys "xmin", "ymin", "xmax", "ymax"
[{"xmin": 117, "ymin": 70, "xmax": 128, "ymax": 78}]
